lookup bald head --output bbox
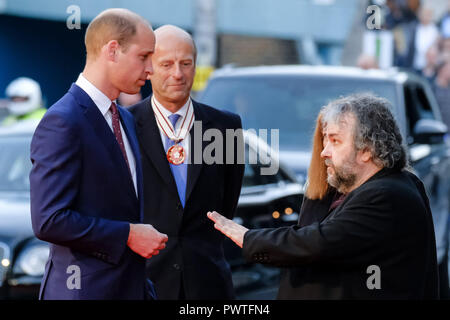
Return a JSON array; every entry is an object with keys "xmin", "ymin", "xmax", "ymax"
[
  {"xmin": 154, "ymin": 25, "xmax": 197, "ymax": 62},
  {"xmin": 149, "ymin": 25, "xmax": 197, "ymax": 111},
  {"xmin": 85, "ymin": 8, "xmax": 152, "ymax": 60}
]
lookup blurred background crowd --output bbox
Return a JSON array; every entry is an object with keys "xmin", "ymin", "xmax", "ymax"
[
  {"xmin": 0, "ymin": 0, "xmax": 448, "ymax": 127},
  {"xmin": 362, "ymin": 0, "xmax": 450, "ymax": 126}
]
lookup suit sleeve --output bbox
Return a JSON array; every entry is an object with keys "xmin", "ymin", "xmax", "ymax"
[
  {"xmin": 242, "ymin": 186, "xmax": 395, "ymax": 267},
  {"xmin": 30, "ymin": 111, "xmax": 130, "ymax": 265},
  {"xmin": 222, "ymin": 114, "xmax": 245, "ymax": 219}
]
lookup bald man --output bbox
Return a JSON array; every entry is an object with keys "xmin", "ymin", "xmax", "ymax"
[
  {"xmin": 30, "ymin": 9, "xmax": 168, "ymax": 300},
  {"xmin": 130, "ymin": 25, "xmax": 245, "ymax": 299}
]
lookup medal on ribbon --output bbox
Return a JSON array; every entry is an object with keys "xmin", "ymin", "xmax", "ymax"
[
  {"xmin": 166, "ymin": 144, "xmax": 185, "ymax": 165},
  {"xmin": 152, "ymin": 97, "xmax": 194, "ymax": 165}
]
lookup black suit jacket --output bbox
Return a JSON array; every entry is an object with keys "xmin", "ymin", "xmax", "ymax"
[
  {"xmin": 130, "ymin": 97, "xmax": 244, "ymax": 299},
  {"xmin": 243, "ymin": 168, "xmax": 439, "ymax": 299}
]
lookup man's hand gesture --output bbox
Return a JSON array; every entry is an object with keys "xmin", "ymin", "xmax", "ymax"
[{"xmin": 207, "ymin": 211, "xmax": 248, "ymax": 248}]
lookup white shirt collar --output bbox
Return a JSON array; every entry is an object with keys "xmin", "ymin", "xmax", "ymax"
[
  {"xmin": 151, "ymin": 95, "xmax": 191, "ymax": 121},
  {"xmin": 75, "ymin": 73, "xmax": 114, "ymax": 115}
]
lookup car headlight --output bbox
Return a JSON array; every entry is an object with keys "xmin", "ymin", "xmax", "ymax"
[
  {"xmin": 0, "ymin": 242, "xmax": 11, "ymax": 286},
  {"xmin": 13, "ymin": 243, "xmax": 49, "ymax": 277}
]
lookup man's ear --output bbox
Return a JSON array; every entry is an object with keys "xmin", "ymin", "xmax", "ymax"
[
  {"xmin": 360, "ymin": 148, "xmax": 372, "ymax": 163},
  {"xmin": 104, "ymin": 40, "xmax": 120, "ymax": 61}
]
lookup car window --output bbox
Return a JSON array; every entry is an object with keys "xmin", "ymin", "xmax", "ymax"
[
  {"xmin": 403, "ymin": 82, "xmax": 435, "ymax": 135},
  {"xmin": 242, "ymin": 143, "xmax": 290, "ymax": 187},
  {"xmin": 200, "ymin": 76, "xmax": 398, "ymax": 151},
  {"xmin": 0, "ymin": 135, "xmax": 32, "ymax": 192},
  {"xmin": 243, "ymin": 163, "xmax": 282, "ymax": 187}
]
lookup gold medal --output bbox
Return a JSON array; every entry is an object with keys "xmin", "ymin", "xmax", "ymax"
[{"xmin": 167, "ymin": 144, "xmax": 185, "ymax": 165}]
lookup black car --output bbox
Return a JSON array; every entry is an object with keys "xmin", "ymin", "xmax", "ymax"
[
  {"xmin": 199, "ymin": 65, "xmax": 450, "ymax": 295},
  {"xmin": 0, "ymin": 120, "xmax": 49, "ymax": 299},
  {"xmin": 0, "ymin": 119, "xmax": 302, "ymax": 299}
]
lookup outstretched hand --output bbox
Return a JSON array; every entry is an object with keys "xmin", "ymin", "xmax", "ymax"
[{"xmin": 207, "ymin": 211, "xmax": 248, "ymax": 248}]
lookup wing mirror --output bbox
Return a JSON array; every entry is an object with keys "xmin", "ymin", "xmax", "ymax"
[{"xmin": 413, "ymin": 119, "xmax": 448, "ymax": 144}]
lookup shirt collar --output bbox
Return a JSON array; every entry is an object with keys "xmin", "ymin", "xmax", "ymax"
[
  {"xmin": 75, "ymin": 73, "xmax": 115, "ymax": 116},
  {"xmin": 151, "ymin": 95, "xmax": 191, "ymax": 121}
]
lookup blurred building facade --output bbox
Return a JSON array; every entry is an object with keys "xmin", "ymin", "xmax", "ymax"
[
  {"xmin": 1, "ymin": 0, "xmax": 446, "ymax": 104},
  {"xmin": 0, "ymin": 0, "xmax": 362, "ymax": 103}
]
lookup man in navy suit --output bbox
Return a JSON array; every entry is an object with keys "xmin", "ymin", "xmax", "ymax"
[
  {"xmin": 129, "ymin": 25, "xmax": 245, "ymax": 299},
  {"xmin": 30, "ymin": 8, "xmax": 168, "ymax": 300}
]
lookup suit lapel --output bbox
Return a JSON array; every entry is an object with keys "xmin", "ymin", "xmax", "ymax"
[
  {"xmin": 185, "ymin": 100, "xmax": 211, "ymax": 203},
  {"xmin": 118, "ymin": 106, "xmax": 143, "ymax": 217},
  {"xmin": 134, "ymin": 97, "xmax": 180, "ymax": 200},
  {"xmin": 69, "ymin": 84, "xmax": 137, "ymax": 202}
]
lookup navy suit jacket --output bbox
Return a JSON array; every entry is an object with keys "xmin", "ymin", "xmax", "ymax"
[{"xmin": 30, "ymin": 84, "xmax": 152, "ymax": 300}]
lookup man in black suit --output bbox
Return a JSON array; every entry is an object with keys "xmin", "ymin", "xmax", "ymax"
[
  {"xmin": 129, "ymin": 25, "xmax": 244, "ymax": 299},
  {"xmin": 208, "ymin": 93, "xmax": 439, "ymax": 299}
]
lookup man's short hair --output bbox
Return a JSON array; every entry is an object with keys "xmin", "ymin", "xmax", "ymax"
[
  {"xmin": 85, "ymin": 8, "xmax": 150, "ymax": 60},
  {"xmin": 321, "ymin": 93, "xmax": 408, "ymax": 170}
]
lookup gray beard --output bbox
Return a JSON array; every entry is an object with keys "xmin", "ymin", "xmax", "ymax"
[{"xmin": 326, "ymin": 161, "xmax": 357, "ymax": 194}]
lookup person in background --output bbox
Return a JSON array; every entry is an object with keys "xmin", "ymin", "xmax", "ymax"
[
  {"xmin": 2, "ymin": 77, "xmax": 46, "ymax": 125},
  {"xmin": 434, "ymin": 61, "xmax": 450, "ymax": 130},
  {"xmin": 129, "ymin": 25, "xmax": 244, "ymax": 299},
  {"xmin": 413, "ymin": 7, "xmax": 440, "ymax": 74},
  {"xmin": 438, "ymin": 1, "xmax": 450, "ymax": 39},
  {"xmin": 279, "ymin": 111, "xmax": 343, "ymax": 234}
]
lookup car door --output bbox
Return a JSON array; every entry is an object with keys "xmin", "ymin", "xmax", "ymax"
[{"xmin": 403, "ymin": 80, "xmax": 450, "ymax": 268}]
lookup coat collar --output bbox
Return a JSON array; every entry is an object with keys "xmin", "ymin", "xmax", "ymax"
[{"xmin": 323, "ymin": 166, "xmax": 401, "ymax": 221}]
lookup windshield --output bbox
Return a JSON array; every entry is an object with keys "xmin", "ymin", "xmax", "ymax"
[
  {"xmin": 0, "ymin": 135, "xmax": 32, "ymax": 192},
  {"xmin": 200, "ymin": 75, "xmax": 398, "ymax": 150}
]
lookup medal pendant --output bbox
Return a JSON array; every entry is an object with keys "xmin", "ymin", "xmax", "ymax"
[{"xmin": 167, "ymin": 144, "xmax": 185, "ymax": 165}]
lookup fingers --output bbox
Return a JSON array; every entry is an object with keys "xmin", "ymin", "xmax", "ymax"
[
  {"xmin": 208, "ymin": 211, "xmax": 235, "ymax": 239},
  {"xmin": 214, "ymin": 221, "xmax": 231, "ymax": 238},
  {"xmin": 148, "ymin": 230, "xmax": 167, "ymax": 258},
  {"xmin": 207, "ymin": 211, "xmax": 247, "ymax": 249},
  {"xmin": 208, "ymin": 211, "xmax": 227, "ymax": 234},
  {"xmin": 160, "ymin": 232, "xmax": 168, "ymax": 243},
  {"xmin": 207, "ymin": 211, "xmax": 216, "ymax": 222},
  {"xmin": 127, "ymin": 224, "xmax": 169, "ymax": 259},
  {"xmin": 213, "ymin": 222, "xmax": 226, "ymax": 236},
  {"xmin": 207, "ymin": 211, "xmax": 230, "ymax": 228},
  {"xmin": 145, "ymin": 245, "xmax": 164, "ymax": 259},
  {"xmin": 207, "ymin": 211, "xmax": 222, "ymax": 223}
]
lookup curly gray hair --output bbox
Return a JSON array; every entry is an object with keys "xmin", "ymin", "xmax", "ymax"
[{"xmin": 320, "ymin": 93, "xmax": 408, "ymax": 170}]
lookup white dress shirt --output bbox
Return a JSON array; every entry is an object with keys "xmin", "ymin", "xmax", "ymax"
[
  {"xmin": 75, "ymin": 74, "xmax": 137, "ymax": 196},
  {"xmin": 151, "ymin": 96, "xmax": 194, "ymax": 163}
]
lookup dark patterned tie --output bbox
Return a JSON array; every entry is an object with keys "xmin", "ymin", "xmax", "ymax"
[
  {"xmin": 329, "ymin": 193, "xmax": 346, "ymax": 212},
  {"xmin": 110, "ymin": 102, "xmax": 131, "ymax": 173}
]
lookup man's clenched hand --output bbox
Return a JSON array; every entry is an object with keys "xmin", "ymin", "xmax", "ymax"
[{"xmin": 127, "ymin": 224, "xmax": 168, "ymax": 258}]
